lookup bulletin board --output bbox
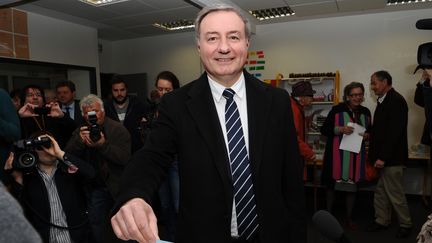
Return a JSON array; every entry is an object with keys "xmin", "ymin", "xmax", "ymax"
[{"xmin": 0, "ymin": 8, "xmax": 29, "ymax": 59}]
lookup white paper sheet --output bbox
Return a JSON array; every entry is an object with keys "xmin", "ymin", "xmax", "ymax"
[{"xmin": 339, "ymin": 122, "xmax": 366, "ymax": 153}]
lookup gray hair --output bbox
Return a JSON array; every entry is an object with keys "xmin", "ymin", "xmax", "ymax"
[
  {"xmin": 194, "ymin": 4, "xmax": 251, "ymax": 43},
  {"xmin": 80, "ymin": 94, "xmax": 104, "ymax": 115}
]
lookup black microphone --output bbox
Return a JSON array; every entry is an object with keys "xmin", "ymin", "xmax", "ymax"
[
  {"xmin": 416, "ymin": 19, "xmax": 432, "ymax": 30},
  {"xmin": 312, "ymin": 210, "xmax": 351, "ymax": 243}
]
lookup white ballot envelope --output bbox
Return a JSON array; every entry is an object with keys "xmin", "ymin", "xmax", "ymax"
[{"xmin": 339, "ymin": 122, "xmax": 366, "ymax": 153}]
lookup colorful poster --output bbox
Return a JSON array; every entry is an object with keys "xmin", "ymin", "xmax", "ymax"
[{"xmin": 245, "ymin": 50, "xmax": 265, "ymax": 79}]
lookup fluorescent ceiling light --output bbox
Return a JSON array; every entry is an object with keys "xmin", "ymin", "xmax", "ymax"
[
  {"xmin": 387, "ymin": 0, "xmax": 431, "ymax": 5},
  {"xmin": 79, "ymin": 0, "xmax": 130, "ymax": 6},
  {"xmin": 153, "ymin": 20, "xmax": 195, "ymax": 31},
  {"xmin": 249, "ymin": 6, "xmax": 295, "ymax": 21}
]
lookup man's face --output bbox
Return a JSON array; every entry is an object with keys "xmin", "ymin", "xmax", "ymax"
[
  {"xmin": 370, "ymin": 74, "xmax": 387, "ymax": 97},
  {"xmin": 156, "ymin": 79, "xmax": 173, "ymax": 97},
  {"xmin": 112, "ymin": 82, "xmax": 128, "ymax": 104},
  {"xmin": 56, "ymin": 86, "xmax": 75, "ymax": 105},
  {"xmin": 82, "ymin": 102, "xmax": 105, "ymax": 125},
  {"xmin": 24, "ymin": 88, "xmax": 44, "ymax": 107},
  {"xmin": 197, "ymin": 10, "xmax": 249, "ymax": 84}
]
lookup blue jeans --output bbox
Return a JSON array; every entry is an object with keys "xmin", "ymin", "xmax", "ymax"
[
  {"xmin": 87, "ymin": 186, "xmax": 114, "ymax": 243},
  {"xmin": 158, "ymin": 161, "xmax": 179, "ymax": 241}
]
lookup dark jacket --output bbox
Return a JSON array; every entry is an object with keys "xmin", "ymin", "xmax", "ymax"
[
  {"xmin": 0, "ymin": 89, "xmax": 21, "ymax": 181},
  {"xmin": 369, "ymin": 88, "xmax": 408, "ymax": 166},
  {"xmin": 60, "ymin": 100, "xmax": 84, "ymax": 127},
  {"xmin": 104, "ymin": 96, "xmax": 149, "ymax": 153},
  {"xmin": 113, "ymin": 71, "xmax": 306, "ymax": 243},
  {"xmin": 65, "ymin": 117, "xmax": 131, "ymax": 198},
  {"xmin": 20, "ymin": 115, "xmax": 76, "ymax": 149},
  {"xmin": 11, "ymin": 153, "xmax": 95, "ymax": 243},
  {"xmin": 414, "ymin": 81, "xmax": 432, "ymax": 145}
]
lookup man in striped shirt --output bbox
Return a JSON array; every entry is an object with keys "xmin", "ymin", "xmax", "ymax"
[{"xmin": 5, "ymin": 132, "xmax": 95, "ymax": 243}]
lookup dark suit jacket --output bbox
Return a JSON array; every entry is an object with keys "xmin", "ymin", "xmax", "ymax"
[
  {"xmin": 61, "ymin": 100, "xmax": 84, "ymax": 126},
  {"xmin": 114, "ymin": 71, "xmax": 306, "ymax": 243},
  {"xmin": 369, "ymin": 88, "xmax": 408, "ymax": 166},
  {"xmin": 414, "ymin": 81, "xmax": 432, "ymax": 145}
]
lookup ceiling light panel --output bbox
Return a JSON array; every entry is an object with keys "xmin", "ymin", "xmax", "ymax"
[
  {"xmin": 79, "ymin": 0, "xmax": 130, "ymax": 7},
  {"xmin": 387, "ymin": 0, "xmax": 432, "ymax": 5},
  {"xmin": 249, "ymin": 6, "xmax": 295, "ymax": 21},
  {"xmin": 153, "ymin": 19, "xmax": 195, "ymax": 31}
]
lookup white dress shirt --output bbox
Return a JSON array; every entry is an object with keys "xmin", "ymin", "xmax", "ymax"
[{"xmin": 208, "ymin": 73, "xmax": 249, "ymax": 237}]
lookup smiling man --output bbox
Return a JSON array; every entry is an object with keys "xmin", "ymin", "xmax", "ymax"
[{"xmin": 111, "ymin": 4, "xmax": 306, "ymax": 243}]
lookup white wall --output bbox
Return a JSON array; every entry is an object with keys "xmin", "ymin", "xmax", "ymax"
[
  {"xmin": 26, "ymin": 11, "xmax": 100, "ymax": 94},
  {"xmin": 101, "ymin": 8, "xmax": 432, "ymax": 148}
]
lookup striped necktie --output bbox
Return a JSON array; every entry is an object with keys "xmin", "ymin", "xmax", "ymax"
[{"xmin": 223, "ymin": 88, "xmax": 259, "ymax": 240}]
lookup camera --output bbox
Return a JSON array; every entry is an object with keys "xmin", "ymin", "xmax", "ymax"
[
  {"xmin": 13, "ymin": 136, "xmax": 52, "ymax": 170},
  {"xmin": 87, "ymin": 111, "xmax": 101, "ymax": 142},
  {"xmin": 34, "ymin": 106, "xmax": 51, "ymax": 116}
]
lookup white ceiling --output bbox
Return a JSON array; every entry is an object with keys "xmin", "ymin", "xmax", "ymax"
[{"xmin": 11, "ymin": 0, "xmax": 432, "ymax": 41}]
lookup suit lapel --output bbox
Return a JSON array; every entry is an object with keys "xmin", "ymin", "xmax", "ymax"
[
  {"xmin": 185, "ymin": 73, "xmax": 233, "ymax": 200},
  {"xmin": 245, "ymin": 72, "xmax": 272, "ymax": 175}
]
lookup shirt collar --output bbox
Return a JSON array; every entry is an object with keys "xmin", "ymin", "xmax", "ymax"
[
  {"xmin": 208, "ymin": 73, "xmax": 246, "ymax": 102},
  {"xmin": 377, "ymin": 92, "xmax": 387, "ymax": 104}
]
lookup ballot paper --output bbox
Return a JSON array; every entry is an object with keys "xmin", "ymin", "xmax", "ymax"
[{"xmin": 339, "ymin": 122, "xmax": 366, "ymax": 153}]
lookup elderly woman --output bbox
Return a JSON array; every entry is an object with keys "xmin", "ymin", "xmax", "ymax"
[{"xmin": 320, "ymin": 82, "xmax": 371, "ymax": 230}]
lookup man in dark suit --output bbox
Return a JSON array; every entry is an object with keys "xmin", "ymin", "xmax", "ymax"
[
  {"xmin": 56, "ymin": 80, "xmax": 83, "ymax": 126},
  {"xmin": 111, "ymin": 4, "xmax": 306, "ymax": 243},
  {"xmin": 367, "ymin": 70, "xmax": 412, "ymax": 238}
]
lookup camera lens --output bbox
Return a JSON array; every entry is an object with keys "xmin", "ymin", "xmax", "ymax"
[{"xmin": 18, "ymin": 153, "xmax": 36, "ymax": 168}]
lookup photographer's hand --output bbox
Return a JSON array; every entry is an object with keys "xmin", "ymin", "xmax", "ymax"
[
  {"xmin": 18, "ymin": 103, "xmax": 38, "ymax": 118},
  {"xmin": 40, "ymin": 135, "xmax": 65, "ymax": 159},
  {"xmin": 3, "ymin": 152, "xmax": 23, "ymax": 185},
  {"xmin": 93, "ymin": 132, "xmax": 106, "ymax": 147},
  {"xmin": 47, "ymin": 102, "xmax": 64, "ymax": 118},
  {"xmin": 79, "ymin": 126, "xmax": 93, "ymax": 146}
]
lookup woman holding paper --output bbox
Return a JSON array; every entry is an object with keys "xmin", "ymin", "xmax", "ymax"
[{"xmin": 320, "ymin": 82, "xmax": 371, "ymax": 230}]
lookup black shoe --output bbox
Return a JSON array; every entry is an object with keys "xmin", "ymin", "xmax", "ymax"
[
  {"xmin": 396, "ymin": 227, "xmax": 411, "ymax": 238},
  {"xmin": 366, "ymin": 221, "xmax": 388, "ymax": 232}
]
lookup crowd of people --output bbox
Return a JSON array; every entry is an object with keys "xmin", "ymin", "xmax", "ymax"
[{"xmin": 0, "ymin": 3, "xmax": 431, "ymax": 243}]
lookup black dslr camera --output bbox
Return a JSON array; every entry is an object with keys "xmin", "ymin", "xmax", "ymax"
[
  {"xmin": 13, "ymin": 136, "xmax": 52, "ymax": 170},
  {"xmin": 87, "ymin": 111, "xmax": 101, "ymax": 142}
]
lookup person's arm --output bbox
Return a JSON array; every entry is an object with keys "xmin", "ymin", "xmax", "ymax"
[
  {"xmin": 111, "ymin": 94, "xmax": 177, "ymax": 242},
  {"xmin": 0, "ymin": 90, "xmax": 20, "ymax": 143},
  {"xmin": 0, "ymin": 182, "xmax": 42, "ymax": 243}
]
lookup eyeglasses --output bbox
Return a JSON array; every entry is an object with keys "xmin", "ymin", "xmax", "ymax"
[
  {"xmin": 26, "ymin": 92, "xmax": 42, "ymax": 98},
  {"xmin": 348, "ymin": 93, "xmax": 364, "ymax": 98}
]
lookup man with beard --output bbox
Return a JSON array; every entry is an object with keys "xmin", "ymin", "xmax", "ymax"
[{"xmin": 104, "ymin": 75, "xmax": 150, "ymax": 153}]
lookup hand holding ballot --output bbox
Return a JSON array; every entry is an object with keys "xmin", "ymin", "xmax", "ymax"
[{"xmin": 339, "ymin": 122, "xmax": 367, "ymax": 153}]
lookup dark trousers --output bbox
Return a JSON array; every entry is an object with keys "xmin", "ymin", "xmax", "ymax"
[{"xmin": 87, "ymin": 186, "xmax": 114, "ymax": 243}]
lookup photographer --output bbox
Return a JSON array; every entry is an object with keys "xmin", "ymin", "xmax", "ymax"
[
  {"xmin": 5, "ymin": 132, "xmax": 95, "ymax": 243},
  {"xmin": 18, "ymin": 85, "xmax": 76, "ymax": 148},
  {"xmin": 65, "ymin": 94, "xmax": 131, "ymax": 243}
]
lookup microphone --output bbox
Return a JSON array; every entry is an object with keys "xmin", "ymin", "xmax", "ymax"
[
  {"xmin": 312, "ymin": 210, "xmax": 351, "ymax": 243},
  {"xmin": 416, "ymin": 19, "xmax": 432, "ymax": 30}
]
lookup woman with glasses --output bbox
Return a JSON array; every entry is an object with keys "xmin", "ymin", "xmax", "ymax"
[{"xmin": 320, "ymin": 82, "xmax": 371, "ymax": 230}]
